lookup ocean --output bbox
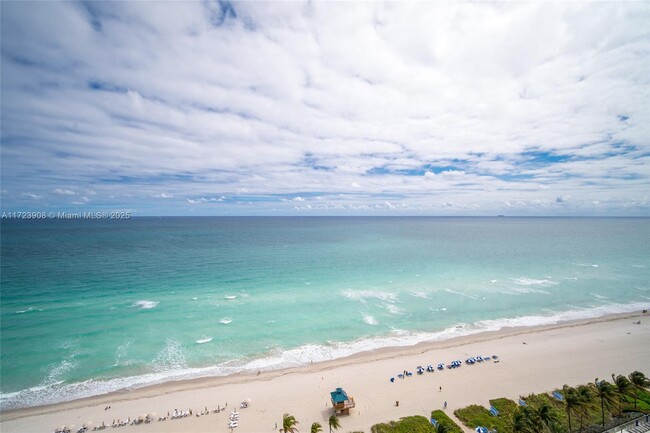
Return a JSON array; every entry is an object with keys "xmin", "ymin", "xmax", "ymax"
[{"xmin": 1, "ymin": 217, "xmax": 649, "ymax": 410}]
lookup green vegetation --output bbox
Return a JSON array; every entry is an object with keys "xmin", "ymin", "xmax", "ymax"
[
  {"xmin": 623, "ymin": 387, "xmax": 650, "ymax": 412},
  {"xmin": 454, "ymin": 404, "xmax": 512, "ymax": 433},
  {"xmin": 328, "ymin": 414, "xmax": 341, "ymax": 433},
  {"xmin": 371, "ymin": 415, "xmax": 435, "ymax": 433},
  {"xmin": 453, "ymin": 371, "xmax": 650, "ymax": 433},
  {"xmin": 283, "ymin": 413, "xmax": 299, "ymax": 433},
  {"xmin": 430, "ymin": 410, "xmax": 464, "ymax": 433},
  {"xmin": 288, "ymin": 371, "xmax": 650, "ymax": 433},
  {"xmin": 454, "ymin": 400, "xmax": 515, "ymax": 433},
  {"xmin": 524, "ymin": 392, "xmax": 569, "ymax": 428},
  {"xmin": 369, "ymin": 411, "xmax": 464, "ymax": 433},
  {"xmin": 491, "ymin": 398, "xmax": 518, "ymax": 421},
  {"xmin": 591, "ymin": 378, "xmax": 618, "ymax": 426},
  {"xmin": 627, "ymin": 371, "xmax": 650, "ymax": 411}
]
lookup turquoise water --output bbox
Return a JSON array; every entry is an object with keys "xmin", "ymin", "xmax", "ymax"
[{"xmin": 1, "ymin": 217, "xmax": 649, "ymax": 409}]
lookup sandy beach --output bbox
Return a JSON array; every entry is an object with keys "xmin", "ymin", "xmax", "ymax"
[{"xmin": 2, "ymin": 311, "xmax": 648, "ymax": 433}]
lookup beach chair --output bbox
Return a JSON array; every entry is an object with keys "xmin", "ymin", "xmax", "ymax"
[
  {"xmin": 552, "ymin": 391, "xmax": 564, "ymax": 401},
  {"xmin": 489, "ymin": 406, "xmax": 499, "ymax": 416},
  {"xmin": 518, "ymin": 399, "xmax": 527, "ymax": 407},
  {"xmin": 430, "ymin": 417, "xmax": 438, "ymax": 426}
]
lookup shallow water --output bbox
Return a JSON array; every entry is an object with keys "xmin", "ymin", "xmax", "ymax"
[{"xmin": 1, "ymin": 217, "xmax": 648, "ymax": 409}]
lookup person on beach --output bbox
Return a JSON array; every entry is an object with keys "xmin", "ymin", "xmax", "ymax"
[
  {"xmin": 439, "ymin": 386, "xmax": 442, "ymax": 392},
  {"xmin": 444, "ymin": 401, "xmax": 447, "ymax": 409}
]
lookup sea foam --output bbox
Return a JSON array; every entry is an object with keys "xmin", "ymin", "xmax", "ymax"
[
  {"xmin": 341, "ymin": 289, "xmax": 399, "ymax": 303},
  {"xmin": 512, "ymin": 277, "xmax": 557, "ymax": 286},
  {"xmin": 1, "ymin": 301, "xmax": 647, "ymax": 411},
  {"xmin": 133, "ymin": 300, "xmax": 159, "ymax": 310},
  {"xmin": 444, "ymin": 288, "xmax": 480, "ymax": 300},
  {"xmin": 362, "ymin": 313, "xmax": 378, "ymax": 325}
]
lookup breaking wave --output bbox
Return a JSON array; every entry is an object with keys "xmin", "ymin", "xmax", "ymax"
[
  {"xmin": 132, "ymin": 300, "xmax": 158, "ymax": 310},
  {"xmin": 1, "ymin": 301, "xmax": 647, "ymax": 411}
]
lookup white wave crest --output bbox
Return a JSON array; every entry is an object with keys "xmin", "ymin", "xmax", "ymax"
[
  {"xmin": 219, "ymin": 317, "xmax": 232, "ymax": 324},
  {"xmin": 196, "ymin": 337, "xmax": 213, "ymax": 344},
  {"xmin": 512, "ymin": 278, "xmax": 558, "ymax": 286},
  {"xmin": 590, "ymin": 293, "xmax": 609, "ymax": 300},
  {"xmin": 113, "ymin": 340, "xmax": 135, "ymax": 367},
  {"xmin": 384, "ymin": 304, "xmax": 405, "ymax": 315},
  {"xmin": 133, "ymin": 300, "xmax": 158, "ymax": 310},
  {"xmin": 362, "ymin": 314, "xmax": 378, "ymax": 325},
  {"xmin": 444, "ymin": 288, "xmax": 479, "ymax": 300},
  {"xmin": 409, "ymin": 291, "xmax": 431, "ymax": 299},
  {"xmin": 340, "ymin": 289, "xmax": 398, "ymax": 304},
  {"xmin": 509, "ymin": 287, "xmax": 551, "ymax": 295},
  {"xmin": 2, "ymin": 301, "xmax": 648, "ymax": 411},
  {"xmin": 15, "ymin": 307, "xmax": 44, "ymax": 314},
  {"xmin": 151, "ymin": 340, "xmax": 187, "ymax": 373}
]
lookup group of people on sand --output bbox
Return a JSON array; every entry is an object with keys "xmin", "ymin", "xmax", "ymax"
[
  {"xmin": 159, "ymin": 404, "xmax": 228, "ymax": 421},
  {"xmin": 53, "ymin": 403, "xmax": 230, "ymax": 433}
]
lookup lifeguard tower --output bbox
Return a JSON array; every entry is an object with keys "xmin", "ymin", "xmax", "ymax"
[{"xmin": 330, "ymin": 387, "xmax": 355, "ymax": 415}]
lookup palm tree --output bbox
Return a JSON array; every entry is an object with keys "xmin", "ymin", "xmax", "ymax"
[
  {"xmin": 591, "ymin": 378, "xmax": 617, "ymax": 427},
  {"xmin": 310, "ymin": 422, "xmax": 322, "ymax": 433},
  {"xmin": 512, "ymin": 407, "xmax": 536, "ymax": 433},
  {"xmin": 563, "ymin": 385, "xmax": 579, "ymax": 433},
  {"xmin": 283, "ymin": 413, "xmax": 299, "ymax": 433},
  {"xmin": 629, "ymin": 371, "xmax": 650, "ymax": 410},
  {"xmin": 534, "ymin": 402, "xmax": 559, "ymax": 432},
  {"xmin": 328, "ymin": 414, "xmax": 341, "ymax": 433},
  {"xmin": 576, "ymin": 384, "xmax": 596, "ymax": 432},
  {"xmin": 611, "ymin": 374, "xmax": 634, "ymax": 416}
]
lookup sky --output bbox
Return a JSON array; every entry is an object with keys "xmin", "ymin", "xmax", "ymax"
[{"xmin": 1, "ymin": 1, "xmax": 649, "ymax": 216}]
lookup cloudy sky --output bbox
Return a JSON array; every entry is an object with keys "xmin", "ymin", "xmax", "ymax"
[{"xmin": 1, "ymin": 1, "xmax": 648, "ymax": 216}]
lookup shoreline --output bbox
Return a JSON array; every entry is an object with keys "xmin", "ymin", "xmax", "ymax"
[
  {"xmin": 2, "ymin": 310, "xmax": 648, "ymax": 432},
  {"xmin": 2, "ymin": 302, "xmax": 647, "ymax": 414}
]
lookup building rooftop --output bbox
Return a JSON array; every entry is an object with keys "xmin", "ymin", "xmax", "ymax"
[{"xmin": 330, "ymin": 387, "xmax": 349, "ymax": 404}]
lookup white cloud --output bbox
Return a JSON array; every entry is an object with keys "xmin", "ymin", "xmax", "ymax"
[
  {"xmin": 53, "ymin": 188, "xmax": 76, "ymax": 195},
  {"xmin": 186, "ymin": 196, "xmax": 225, "ymax": 204},
  {"xmin": 0, "ymin": 2, "xmax": 648, "ymax": 215}
]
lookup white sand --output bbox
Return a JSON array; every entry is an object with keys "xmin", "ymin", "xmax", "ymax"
[{"xmin": 2, "ymin": 312, "xmax": 649, "ymax": 433}]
